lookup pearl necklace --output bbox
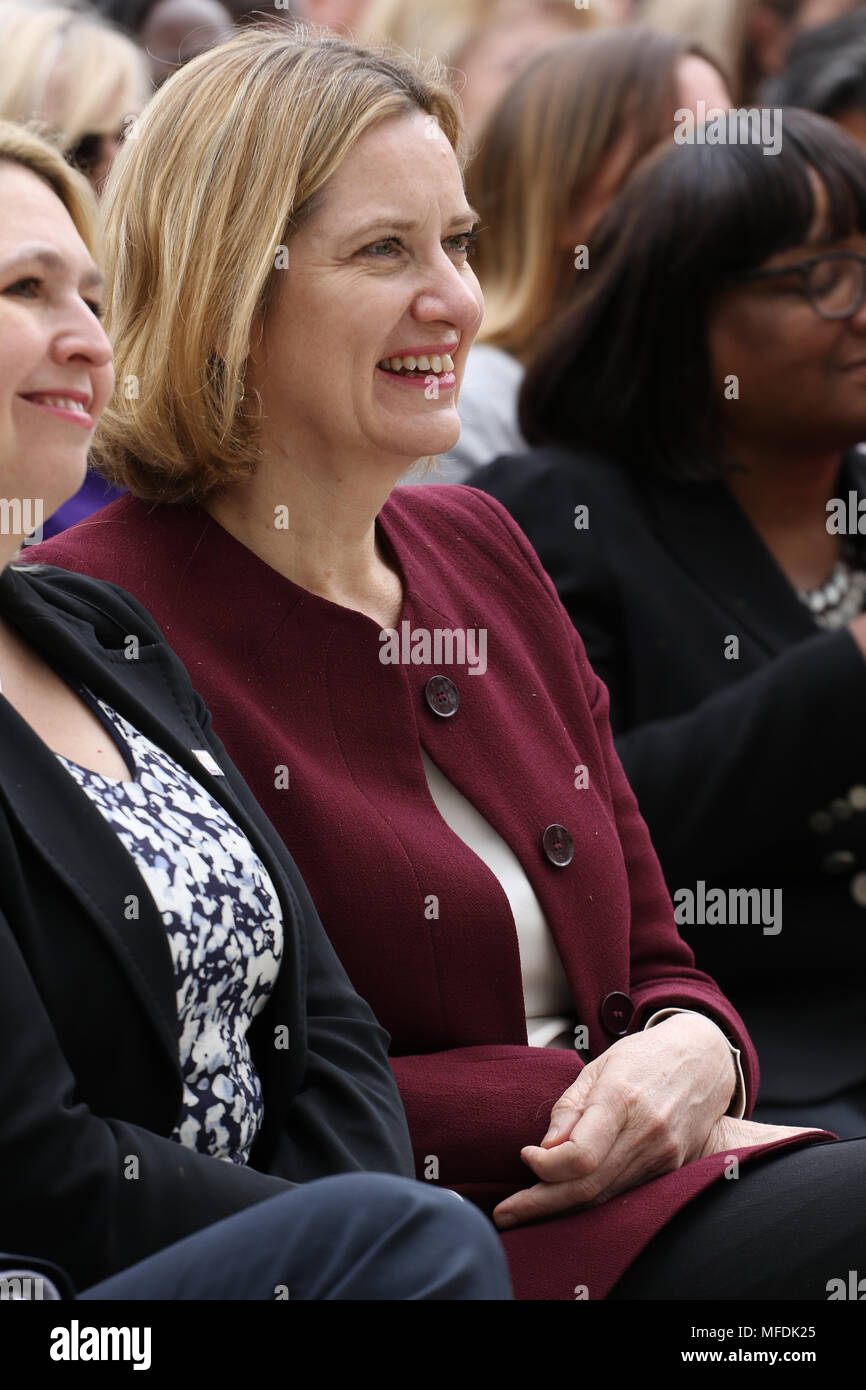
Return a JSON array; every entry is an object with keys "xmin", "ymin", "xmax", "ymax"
[{"xmin": 797, "ymin": 552, "xmax": 866, "ymax": 629}]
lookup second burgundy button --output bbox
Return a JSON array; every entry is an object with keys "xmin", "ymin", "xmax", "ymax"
[
  {"xmin": 424, "ymin": 675, "xmax": 460, "ymax": 718},
  {"xmin": 542, "ymin": 824, "xmax": 574, "ymax": 867}
]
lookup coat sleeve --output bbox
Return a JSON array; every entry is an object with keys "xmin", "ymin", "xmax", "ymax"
[
  {"xmin": 0, "ymin": 898, "xmax": 293, "ymax": 1294},
  {"xmin": 258, "ymin": 860, "xmax": 416, "ymax": 1185}
]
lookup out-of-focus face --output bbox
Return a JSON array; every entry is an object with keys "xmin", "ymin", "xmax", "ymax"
[
  {"xmin": 794, "ymin": 0, "xmax": 862, "ymax": 33},
  {"xmin": 292, "ymin": 0, "xmax": 375, "ymax": 30},
  {"xmin": 0, "ymin": 164, "xmax": 114, "ymax": 549},
  {"xmin": 140, "ymin": 0, "xmax": 235, "ymax": 87},
  {"xmin": 676, "ymin": 54, "xmax": 732, "ymax": 120},
  {"xmin": 457, "ymin": 5, "xmax": 581, "ymax": 145},
  {"xmin": 564, "ymin": 55, "xmax": 733, "ymax": 248},
  {"xmin": 245, "ymin": 110, "xmax": 484, "ymax": 475},
  {"xmin": 707, "ymin": 183, "xmax": 866, "ymax": 458}
]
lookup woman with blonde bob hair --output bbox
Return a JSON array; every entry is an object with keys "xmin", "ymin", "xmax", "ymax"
[
  {"xmin": 36, "ymin": 25, "xmax": 865, "ymax": 1302},
  {"xmin": 0, "ymin": 116, "xmax": 506, "ymax": 1300}
]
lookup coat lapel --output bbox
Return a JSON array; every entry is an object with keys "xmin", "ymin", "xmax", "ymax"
[
  {"xmin": 0, "ymin": 563, "xmax": 306, "ymax": 1081},
  {"xmin": 640, "ymin": 450, "xmax": 866, "ymax": 656}
]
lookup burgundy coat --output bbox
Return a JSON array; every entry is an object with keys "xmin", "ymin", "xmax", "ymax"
[{"xmin": 32, "ymin": 486, "xmax": 831, "ymax": 1299}]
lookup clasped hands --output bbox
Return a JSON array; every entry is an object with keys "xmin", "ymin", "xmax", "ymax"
[{"xmin": 493, "ymin": 1012, "xmax": 811, "ymax": 1230}]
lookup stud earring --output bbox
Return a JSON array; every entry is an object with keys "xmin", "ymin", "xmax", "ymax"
[{"xmin": 235, "ymin": 377, "xmax": 245, "ymax": 403}]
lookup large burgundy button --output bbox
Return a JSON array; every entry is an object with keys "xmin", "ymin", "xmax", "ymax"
[
  {"xmin": 424, "ymin": 675, "xmax": 460, "ymax": 718},
  {"xmin": 542, "ymin": 824, "xmax": 574, "ymax": 867},
  {"xmin": 600, "ymin": 991, "xmax": 634, "ymax": 1036}
]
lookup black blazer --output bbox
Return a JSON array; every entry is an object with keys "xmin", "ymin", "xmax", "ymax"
[
  {"xmin": 477, "ymin": 446, "xmax": 866, "ymax": 1104},
  {"xmin": 0, "ymin": 563, "xmax": 413, "ymax": 1293}
]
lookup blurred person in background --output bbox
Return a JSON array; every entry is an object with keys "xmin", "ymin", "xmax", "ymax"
[
  {"xmin": 0, "ymin": 3, "xmax": 150, "ymax": 196},
  {"xmin": 360, "ymin": 0, "xmax": 596, "ymax": 146},
  {"xmin": 90, "ymin": 0, "xmax": 235, "ymax": 85},
  {"xmin": 418, "ymin": 28, "xmax": 730, "ymax": 483},
  {"xmin": 763, "ymin": 9, "xmax": 866, "ymax": 150},
  {"xmin": 478, "ymin": 109, "xmax": 866, "ymax": 1137},
  {"xmin": 643, "ymin": 0, "xmax": 864, "ymax": 104},
  {"xmin": 0, "ymin": 1, "xmax": 151, "ymax": 534}
]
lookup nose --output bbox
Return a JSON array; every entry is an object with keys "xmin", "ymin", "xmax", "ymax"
[
  {"xmin": 848, "ymin": 288, "xmax": 866, "ymax": 336},
  {"xmin": 52, "ymin": 300, "xmax": 114, "ymax": 385},
  {"xmin": 412, "ymin": 252, "xmax": 484, "ymax": 338}
]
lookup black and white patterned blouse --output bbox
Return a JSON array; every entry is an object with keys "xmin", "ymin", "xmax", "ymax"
[{"xmin": 56, "ymin": 687, "xmax": 283, "ymax": 1166}]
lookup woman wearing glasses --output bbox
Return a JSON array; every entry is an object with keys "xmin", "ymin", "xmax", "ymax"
[{"xmin": 479, "ymin": 108, "xmax": 866, "ymax": 1137}]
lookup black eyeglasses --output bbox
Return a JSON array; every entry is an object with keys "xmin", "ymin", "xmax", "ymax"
[
  {"xmin": 69, "ymin": 129, "xmax": 126, "ymax": 176},
  {"xmin": 731, "ymin": 252, "xmax": 866, "ymax": 321}
]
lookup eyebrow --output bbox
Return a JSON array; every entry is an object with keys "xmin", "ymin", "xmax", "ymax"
[
  {"xmin": 0, "ymin": 243, "xmax": 104, "ymax": 290},
  {"xmin": 350, "ymin": 209, "xmax": 481, "ymax": 241}
]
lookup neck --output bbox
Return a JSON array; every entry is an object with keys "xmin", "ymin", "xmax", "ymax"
[
  {"xmin": 721, "ymin": 437, "xmax": 846, "ymax": 589},
  {"xmin": 204, "ymin": 438, "xmax": 408, "ymax": 622}
]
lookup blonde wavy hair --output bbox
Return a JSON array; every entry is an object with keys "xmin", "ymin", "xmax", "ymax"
[
  {"xmin": 0, "ymin": 3, "xmax": 151, "ymax": 158},
  {"xmin": 93, "ymin": 24, "xmax": 465, "ymax": 504}
]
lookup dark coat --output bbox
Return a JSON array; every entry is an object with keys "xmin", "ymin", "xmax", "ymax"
[
  {"xmin": 31, "ymin": 485, "xmax": 831, "ymax": 1300},
  {"xmin": 0, "ymin": 563, "xmax": 414, "ymax": 1293},
  {"xmin": 476, "ymin": 445, "xmax": 866, "ymax": 1104}
]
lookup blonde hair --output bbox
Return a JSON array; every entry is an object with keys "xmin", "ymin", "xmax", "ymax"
[
  {"xmin": 0, "ymin": 114, "xmax": 101, "ymax": 570},
  {"xmin": 0, "ymin": 3, "xmax": 151, "ymax": 156},
  {"xmin": 360, "ymin": 0, "xmax": 595, "ymax": 74},
  {"xmin": 0, "ymin": 113, "xmax": 99, "ymax": 255},
  {"xmin": 93, "ymin": 25, "xmax": 464, "ymax": 504},
  {"xmin": 469, "ymin": 28, "xmax": 715, "ymax": 362}
]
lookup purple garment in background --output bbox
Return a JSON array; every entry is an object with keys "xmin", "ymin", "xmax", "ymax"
[{"xmin": 41, "ymin": 471, "xmax": 125, "ymax": 541}]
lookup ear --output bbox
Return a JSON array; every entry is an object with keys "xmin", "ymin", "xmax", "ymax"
[{"xmin": 214, "ymin": 304, "xmax": 266, "ymax": 371}]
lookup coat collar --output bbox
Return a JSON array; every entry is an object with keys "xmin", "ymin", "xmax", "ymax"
[{"xmin": 639, "ymin": 448, "xmax": 866, "ymax": 656}]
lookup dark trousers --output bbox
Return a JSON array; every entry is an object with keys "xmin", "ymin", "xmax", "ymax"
[
  {"xmin": 79, "ymin": 1174, "xmax": 513, "ymax": 1301},
  {"xmin": 610, "ymin": 1138, "xmax": 866, "ymax": 1299}
]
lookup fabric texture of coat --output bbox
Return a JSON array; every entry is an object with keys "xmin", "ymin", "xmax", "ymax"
[
  {"xmin": 0, "ymin": 563, "xmax": 414, "ymax": 1294},
  {"xmin": 32, "ymin": 485, "xmax": 832, "ymax": 1299}
]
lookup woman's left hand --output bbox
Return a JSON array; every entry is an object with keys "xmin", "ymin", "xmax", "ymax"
[{"xmin": 493, "ymin": 1012, "xmax": 740, "ymax": 1230}]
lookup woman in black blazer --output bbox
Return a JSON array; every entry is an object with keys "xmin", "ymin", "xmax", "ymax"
[
  {"xmin": 478, "ymin": 108, "xmax": 866, "ymax": 1136},
  {"xmin": 0, "ymin": 124, "xmax": 509, "ymax": 1299}
]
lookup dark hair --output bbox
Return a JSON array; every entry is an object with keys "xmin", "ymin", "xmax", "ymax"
[
  {"xmin": 86, "ymin": 0, "xmax": 159, "ymax": 32},
  {"xmin": 762, "ymin": 12, "xmax": 866, "ymax": 119},
  {"xmin": 519, "ymin": 107, "xmax": 866, "ymax": 480}
]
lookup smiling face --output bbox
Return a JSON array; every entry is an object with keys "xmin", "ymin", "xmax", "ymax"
[
  {"xmin": 708, "ymin": 192, "xmax": 866, "ymax": 459},
  {"xmin": 0, "ymin": 163, "xmax": 114, "ymax": 543},
  {"xmin": 246, "ymin": 110, "xmax": 484, "ymax": 477}
]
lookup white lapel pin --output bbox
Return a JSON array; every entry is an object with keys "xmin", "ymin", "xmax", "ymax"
[{"xmin": 192, "ymin": 748, "xmax": 224, "ymax": 776}]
